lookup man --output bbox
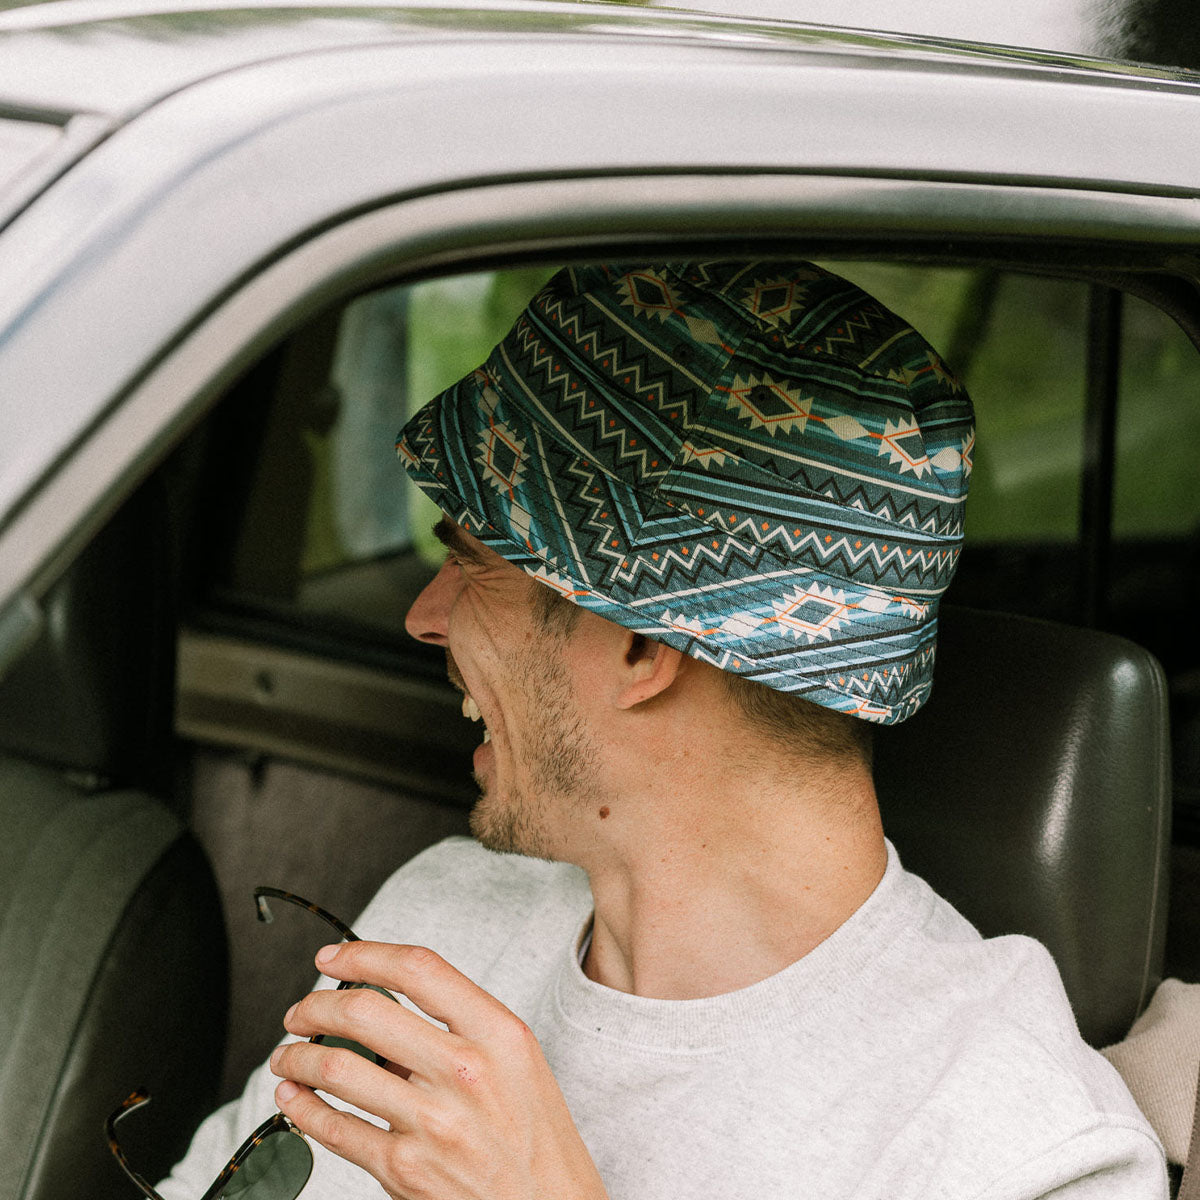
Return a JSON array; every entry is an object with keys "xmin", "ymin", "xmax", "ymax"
[{"xmin": 160, "ymin": 262, "xmax": 1165, "ymax": 1198}]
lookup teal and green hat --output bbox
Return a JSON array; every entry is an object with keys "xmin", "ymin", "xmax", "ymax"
[{"xmin": 396, "ymin": 262, "xmax": 973, "ymax": 724}]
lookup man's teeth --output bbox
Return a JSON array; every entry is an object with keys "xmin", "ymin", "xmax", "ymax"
[{"xmin": 462, "ymin": 695, "xmax": 490, "ymax": 741}]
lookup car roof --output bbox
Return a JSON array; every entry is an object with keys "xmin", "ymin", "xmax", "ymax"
[
  {"xmin": 0, "ymin": 0, "xmax": 1196, "ymax": 120},
  {"xmin": 1, "ymin": 0, "xmax": 1199, "ymax": 663}
]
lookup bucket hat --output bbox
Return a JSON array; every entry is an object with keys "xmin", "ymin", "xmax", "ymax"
[{"xmin": 396, "ymin": 261, "xmax": 973, "ymax": 724}]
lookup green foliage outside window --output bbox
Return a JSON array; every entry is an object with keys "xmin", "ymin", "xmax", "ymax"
[{"xmin": 304, "ymin": 260, "xmax": 1199, "ymax": 586}]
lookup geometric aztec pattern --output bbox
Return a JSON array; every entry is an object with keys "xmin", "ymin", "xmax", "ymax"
[{"xmin": 397, "ymin": 261, "xmax": 974, "ymax": 724}]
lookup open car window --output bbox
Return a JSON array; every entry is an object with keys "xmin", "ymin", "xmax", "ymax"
[
  {"xmin": 201, "ymin": 260, "xmax": 1199, "ymax": 634},
  {"xmin": 203, "ymin": 267, "xmax": 556, "ymax": 656}
]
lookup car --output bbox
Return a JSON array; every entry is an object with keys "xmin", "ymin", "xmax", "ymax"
[{"xmin": 0, "ymin": 0, "xmax": 1197, "ymax": 1196}]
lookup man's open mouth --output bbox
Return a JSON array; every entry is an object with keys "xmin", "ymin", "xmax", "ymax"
[{"xmin": 462, "ymin": 693, "xmax": 492, "ymax": 743}]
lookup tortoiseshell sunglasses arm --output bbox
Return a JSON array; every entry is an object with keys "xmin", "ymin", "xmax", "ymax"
[
  {"xmin": 252, "ymin": 887, "xmax": 362, "ymax": 943},
  {"xmin": 106, "ymin": 1090, "xmax": 170, "ymax": 1200},
  {"xmin": 106, "ymin": 888, "xmax": 367, "ymax": 1198}
]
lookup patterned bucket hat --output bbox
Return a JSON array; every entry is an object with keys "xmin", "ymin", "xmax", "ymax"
[{"xmin": 396, "ymin": 262, "xmax": 974, "ymax": 723}]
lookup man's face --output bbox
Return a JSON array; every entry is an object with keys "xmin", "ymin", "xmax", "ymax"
[{"xmin": 405, "ymin": 517, "xmax": 601, "ymax": 859}]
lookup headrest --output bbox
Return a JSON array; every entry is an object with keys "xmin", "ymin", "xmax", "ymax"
[
  {"xmin": 874, "ymin": 605, "xmax": 1171, "ymax": 1047},
  {"xmin": 0, "ymin": 480, "xmax": 175, "ymax": 786}
]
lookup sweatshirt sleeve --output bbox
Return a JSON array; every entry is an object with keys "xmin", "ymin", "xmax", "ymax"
[{"xmin": 973, "ymin": 1120, "xmax": 1167, "ymax": 1200}]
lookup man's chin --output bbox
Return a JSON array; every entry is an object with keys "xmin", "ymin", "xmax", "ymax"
[{"xmin": 468, "ymin": 791, "xmax": 553, "ymax": 861}]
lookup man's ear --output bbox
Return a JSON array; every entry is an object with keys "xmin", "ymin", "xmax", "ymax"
[{"xmin": 615, "ymin": 633, "xmax": 685, "ymax": 710}]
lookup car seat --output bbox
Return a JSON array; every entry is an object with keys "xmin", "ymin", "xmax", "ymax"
[
  {"xmin": 0, "ymin": 480, "xmax": 228, "ymax": 1200},
  {"xmin": 874, "ymin": 603, "xmax": 1171, "ymax": 1050}
]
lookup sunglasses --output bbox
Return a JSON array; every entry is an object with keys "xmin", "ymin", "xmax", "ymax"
[{"xmin": 107, "ymin": 887, "xmax": 395, "ymax": 1200}]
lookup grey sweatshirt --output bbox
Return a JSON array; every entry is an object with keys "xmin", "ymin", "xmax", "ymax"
[{"xmin": 161, "ymin": 837, "xmax": 1166, "ymax": 1199}]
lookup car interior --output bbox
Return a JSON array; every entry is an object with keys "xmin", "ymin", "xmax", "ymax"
[{"xmin": 2, "ymin": 251, "xmax": 1198, "ymax": 1198}]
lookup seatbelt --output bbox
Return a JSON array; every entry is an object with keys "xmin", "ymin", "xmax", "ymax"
[{"xmin": 1180, "ymin": 1061, "xmax": 1200, "ymax": 1200}]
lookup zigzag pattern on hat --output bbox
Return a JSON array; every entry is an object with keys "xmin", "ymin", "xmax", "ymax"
[{"xmin": 397, "ymin": 261, "xmax": 974, "ymax": 724}]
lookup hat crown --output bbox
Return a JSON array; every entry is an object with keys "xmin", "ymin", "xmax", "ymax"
[
  {"xmin": 397, "ymin": 260, "xmax": 975, "ymax": 723},
  {"xmin": 516, "ymin": 262, "xmax": 971, "ymax": 544}
]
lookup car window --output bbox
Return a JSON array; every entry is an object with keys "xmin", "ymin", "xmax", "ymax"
[
  {"xmin": 207, "ymin": 266, "xmax": 555, "ymax": 648},
  {"xmin": 323, "ymin": 265, "xmax": 555, "ymax": 570},
  {"xmin": 1114, "ymin": 293, "xmax": 1200, "ymax": 540},
  {"xmin": 821, "ymin": 263, "xmax": 1087, "ymax": 544},
  {"xmin": 208, "ymin": 261, "xmax": 1200, "ymax": 641}
]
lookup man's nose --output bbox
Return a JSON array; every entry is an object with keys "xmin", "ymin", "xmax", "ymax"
[{"xmin": 404, "ymin": 559, "xmax": 459, "ymax": 645}]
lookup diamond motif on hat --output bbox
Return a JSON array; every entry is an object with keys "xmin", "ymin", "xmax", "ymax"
[
  {"xmin": 475, "ymin": 421, "xmax": 527, "ymax": 499},
  {"xmin": 618, "ymin": 270, "xmax": 678, "ymax": 321},
  {"xmin": 848, "ymin": 697, "xmax": 893, "ymax": 722},
  {"xmin": 896, "ymin": 596, "xmax": 930, "ymax": 620},
  {"xmin": 718, "ymin": 612, "xmax": 758, "ymax": 638},
  {"xmin": 823, "ymin": 414, "xmax": 870, "ymax": 442},
  {"xmin": 856, "ymin": 592, "xmax": 892, "ymax": 615},
  {"xmin": 877, "ymin": 417, "xmax": 931, "ymax": 477},
  {"xmin": 725, "ymin": 374, "xmax": 812, "ymax": 436},
  {"xmin": 682, "ymin": 313, "xmax": 724, "ymax": 346},
  {"xmin": 743, "ymin": 272, "xmax": 816, "ymax": 328},
  {"xmin": 508, "ymin": 498, "xmax": 534, "ymax": 547},
  {"xmin": 929, "ymin": 446, "xmax": 963, "ymax": 473},
  {"xmin": 771, "ymin": 583, "xmax": 851, "ymax": 643}
]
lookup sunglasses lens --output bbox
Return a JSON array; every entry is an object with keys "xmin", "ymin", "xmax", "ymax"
[{"xmin": 213, "ymin": 1127, "xmax": 312, "ymax": 1200}]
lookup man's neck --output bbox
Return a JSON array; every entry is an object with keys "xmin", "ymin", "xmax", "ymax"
[{"xmin": 575, "ymin": 770, "xmax": 887, "ymax": 1000}]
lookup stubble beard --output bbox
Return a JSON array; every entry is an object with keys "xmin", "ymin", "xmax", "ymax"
[{"xmin": 466, "ymin": 638, "xmax": 601, "ymax": 861}]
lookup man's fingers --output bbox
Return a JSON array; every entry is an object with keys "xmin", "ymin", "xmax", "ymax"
[
  {"xmin": 283, "ymin": 985, "xmax": 448, "ymax": 1079},
  {"xmin": 313, "ymin": 941, "xmax": 517, "ymax": 1040},
  {"xmin": 274, "ymin": 945, "xmax": 607, "ymax": 1200},
  {"xmin": 271, "ymin": 1041, "xmax": 420, "ymax": 1133},
  {"xmin": 274, "ymin": 1078, "xmax": 399, "ymax": 1172}
]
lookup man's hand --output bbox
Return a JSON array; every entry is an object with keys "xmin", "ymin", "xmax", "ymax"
[{"xmin": 269, "ymin": 940, "xmax": 609, "ymax": 1200}]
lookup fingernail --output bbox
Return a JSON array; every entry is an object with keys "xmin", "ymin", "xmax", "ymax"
[
  {"xmin": 269, "ymin": 1047, "xmax": 282, "ymax": 1072},
  {"xmin": 277, "ymin": 1080, "xmax": 299, "ymax": 1104},
  {"xmin": 284, "ymin": 1002, "xmax": 297, "ymax": 1026},
  {"xmin": 315, "ymin": 944, "xmax": 340, "ymax": 966}
]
